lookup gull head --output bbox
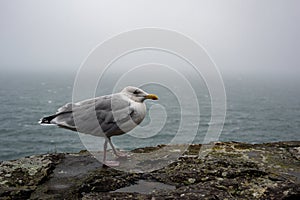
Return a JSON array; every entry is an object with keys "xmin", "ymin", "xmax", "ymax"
[{"xmin": 121, "ymin": 86, "xmax": 158, "ymax": 102}]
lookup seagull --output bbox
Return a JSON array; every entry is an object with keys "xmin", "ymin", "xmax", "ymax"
[{"xmin": 39, "ymin": 86, "xmax": 158, "ymax": 166}]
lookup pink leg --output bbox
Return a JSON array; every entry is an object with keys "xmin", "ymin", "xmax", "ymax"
[
  {"xmin": 107, "ymin": 138, "xmax": 128, "ymax": 158},
  {"xmin": 102, "ymin": 139, "xmax": 119, "ymax": 167}
]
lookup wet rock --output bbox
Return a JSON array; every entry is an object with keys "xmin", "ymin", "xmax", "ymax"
[{"xmin": 0, "ymin": 141, "xmax": 299, "ymax": 199}]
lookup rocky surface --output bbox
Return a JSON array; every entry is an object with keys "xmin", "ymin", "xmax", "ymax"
[{"xmin": 0, "ymin": 141, "xmax": 299, "ymax": 200}]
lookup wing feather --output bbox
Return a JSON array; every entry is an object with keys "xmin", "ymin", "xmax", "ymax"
[{"xmin": 53, "ymin": 93, "xmax": 134, "ymax": 137}]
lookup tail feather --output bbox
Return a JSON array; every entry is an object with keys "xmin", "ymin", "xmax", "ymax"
[
  {"xmin": 39, "ymin": 114, "xmax": 58, "ymax": 124},
  {"xmin": 39, "ymin": 111, "xmax": 73, "ymax": 125}
]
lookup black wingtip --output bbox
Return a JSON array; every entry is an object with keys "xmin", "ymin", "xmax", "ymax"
[{"xmin": 39, "ymin": 114, "xmax": 57, "ymax": 124}]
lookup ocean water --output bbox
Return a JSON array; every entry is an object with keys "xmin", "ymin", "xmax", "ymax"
[{"xmin": 0, "ymin": 71, "xmax": 299, "ymax": 161}]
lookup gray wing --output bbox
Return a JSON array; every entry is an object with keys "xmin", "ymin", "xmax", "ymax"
[{"xmin": 52, "ymin": 93, "xmax": 134, "ymax": 137}]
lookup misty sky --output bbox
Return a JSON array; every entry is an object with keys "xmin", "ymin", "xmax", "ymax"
[{"xmin": 0, "ymin": 0, "xmax": 299, "ymax": 76}]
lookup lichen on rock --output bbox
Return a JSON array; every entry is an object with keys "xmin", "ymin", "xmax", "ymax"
[{"xmin": 0, "ymin": 141, "xmax": 299, "ymax": 199}]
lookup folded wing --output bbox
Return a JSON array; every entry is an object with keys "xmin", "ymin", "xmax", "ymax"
[{"xmin": 50, "ymin": 93, "xmax": 135, "ymax": 137}]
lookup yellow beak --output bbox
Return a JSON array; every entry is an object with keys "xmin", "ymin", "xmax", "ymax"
[{"xmin": 145, "ymin": 94, "xmax": 159, "ymax": 100}]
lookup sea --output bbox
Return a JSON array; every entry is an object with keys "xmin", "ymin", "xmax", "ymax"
[{"xmin": 0, "ymin": 71, "xmax": 299, "ymax": 161}]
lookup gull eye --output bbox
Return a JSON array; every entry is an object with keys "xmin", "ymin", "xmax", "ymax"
[{"xmin": 133, "ymin": 90, "xmax": 139, "ymax": 95}]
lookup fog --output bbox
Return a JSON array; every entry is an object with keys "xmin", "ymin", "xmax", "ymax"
[{"xmin": 0, "ymin": 0, "xmax": 299, "ymax": 78}]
